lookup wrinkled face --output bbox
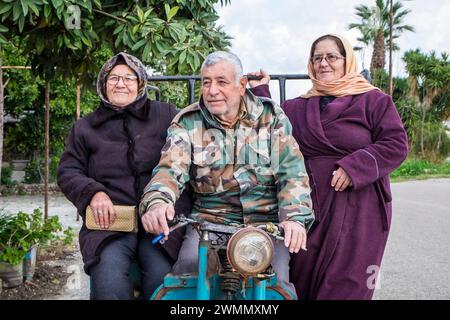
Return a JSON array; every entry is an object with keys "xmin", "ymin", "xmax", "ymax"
[
  {"xmin": 106, "ymin": 64, "xmax": 138, "ymax": 107},
  {"xmin": 312, "ymin": 39, "xmax": 346, "ymax": 82},
  {"xmin": 201, "ymin": 60, "xmax": 247, "ymax": 122}
]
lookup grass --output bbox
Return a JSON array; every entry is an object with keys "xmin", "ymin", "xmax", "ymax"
[{"xmin": 390, "ymin": 158, "xmax": 450, "ymax": 182}]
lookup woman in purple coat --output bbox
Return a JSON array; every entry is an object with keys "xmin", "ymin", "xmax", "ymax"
[
  {"xmin": 57, "ymin": 53, "xmax": 191, "ymax": 299},
  {"xmin": 249, "ymin": 34, "xmax": 408, "ymax": 299}
]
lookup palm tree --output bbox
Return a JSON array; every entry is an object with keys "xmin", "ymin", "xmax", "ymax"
[
  {"xmin": 403, "ymin": 49, "xmax": 450, "ymax": 157},
  {"xmin": 348, "ymin": 0, "xmax": 415, "ymax": 75}
]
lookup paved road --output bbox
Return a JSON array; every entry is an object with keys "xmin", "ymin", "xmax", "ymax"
[
  {"xmin": 1, "ymin": 178, "xmax": 449, "ymax": 300},
  {"xmin": 373, "ymin": 179, "xmax": 450, "ymax": 300}
]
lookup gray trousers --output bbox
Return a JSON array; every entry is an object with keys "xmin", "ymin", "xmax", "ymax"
[
  {"xmin": 90, "ymin": 233, "xmax": 172, "ymax": 300},
  {"xmin": 172, "ymin": 225, "xmax": 297, "ymax": 297}
]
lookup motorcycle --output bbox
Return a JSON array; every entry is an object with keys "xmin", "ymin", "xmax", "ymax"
[{"xmin": 150, "ymin": 215, "xmax": 297, "ymax": 300}]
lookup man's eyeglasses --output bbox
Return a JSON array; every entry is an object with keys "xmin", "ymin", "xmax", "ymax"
[
  {"xmin": 107, "ymin": 74, "xmax": 138, "ymax": 85},
  {"xmin": 311, "ymin": 53, "xmax": 345, "ymax": 64}
]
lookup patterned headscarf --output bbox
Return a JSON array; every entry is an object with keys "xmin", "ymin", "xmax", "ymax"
[{"xmin": 96, "ymin": 52, "xmax": 148, "ymax": 105}]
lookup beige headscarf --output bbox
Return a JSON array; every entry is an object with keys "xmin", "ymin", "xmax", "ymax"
[{"xmin": 303, "ymin": 34, "xmax": 379, "ymax": 98}]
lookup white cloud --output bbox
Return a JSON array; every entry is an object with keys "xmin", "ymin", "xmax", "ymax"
[{"xmin": 215, "ymin": 0, "xmax": 450, "ymax": 102}]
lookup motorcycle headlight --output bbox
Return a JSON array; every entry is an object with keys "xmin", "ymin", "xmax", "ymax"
[{"xmin": 226, "ymin": 227, "xmax": 273, "ymax": 276}]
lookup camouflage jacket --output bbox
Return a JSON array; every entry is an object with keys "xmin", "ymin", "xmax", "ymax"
[{"xmin": 140, "ymin": 90, "xmax": 314, "ymax": 229}]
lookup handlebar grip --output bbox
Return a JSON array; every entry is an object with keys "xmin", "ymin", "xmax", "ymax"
[{"xmin": 151, "ymin": 233, "xmax": 164, "ymax": 245}]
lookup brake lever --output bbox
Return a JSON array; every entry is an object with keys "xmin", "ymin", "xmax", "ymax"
[
  {"xmin": 256, "ymin": 223, "xmax": 284, "ymax": 241},
  {"xmin": 151, "ymin": 215, "xmax": 196, "ymax": 245}
]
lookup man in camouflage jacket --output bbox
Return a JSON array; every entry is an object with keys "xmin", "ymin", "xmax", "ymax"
[{"xmin": 139, "ymin": 51, "xmax": 314, "ymax": 292}]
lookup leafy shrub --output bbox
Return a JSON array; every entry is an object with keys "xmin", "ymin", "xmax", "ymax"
[
  {"xmin": 391, "ymin": 159, "xmax": 450, "ymax": 178},
  {"xmin": 24, "ymin": 159, "xmax": 42, "ymax": 184},
  {"xmin": 0, "ymin": 209, "xmax": 73, "ymax": 265},
  {"xmin": 1, "ymin": 164, "xmax": 14, "ymax": 187},
  {"xmin": 410, "ymin": 121, "xmax": 450, "ymax": 162},
  {"xmin": 24, "ymin": 156, "xmax": 60, "ymax": 184},
  {"xmin": 395, "ymin": 98, "xmax": 422, "ymax": 142}
]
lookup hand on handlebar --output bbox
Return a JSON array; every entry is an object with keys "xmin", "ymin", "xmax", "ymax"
[{"xmin": 279, "ymin": 221, "xmax": 307, "ymax": 253}]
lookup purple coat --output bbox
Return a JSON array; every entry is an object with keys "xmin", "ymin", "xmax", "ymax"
[
  {"xmin": 252, "ymin": 85, "xmax": 408, "ymax": 299},
  {"xmin": 57, "ymin": 95, "xmax": 192, "ymax": 274}
]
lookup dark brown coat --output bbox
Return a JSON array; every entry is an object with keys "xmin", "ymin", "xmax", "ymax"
[{"xmin": 57, "ymin": 95, "xmax": 191, "ymax": 274}]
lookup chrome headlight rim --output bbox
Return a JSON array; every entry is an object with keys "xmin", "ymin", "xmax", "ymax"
[{"xmin": 226, "ymin": 226, "xmax": 274, "ymax": 276}]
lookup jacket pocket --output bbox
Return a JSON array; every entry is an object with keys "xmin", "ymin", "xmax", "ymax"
[
  {"xmin": 192, "ymin": 142, "xmax": 222, "ymax": 166},
  {"xmin": 191, "ymin": 143, "xmax": 224, "ymax": 194}
]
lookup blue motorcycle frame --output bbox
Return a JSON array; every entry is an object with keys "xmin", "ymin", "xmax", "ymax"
[{"xmin": 150, "ymin": 218, "xmax": 297, "ymax": 300}]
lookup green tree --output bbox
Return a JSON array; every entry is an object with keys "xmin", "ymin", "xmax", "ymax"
[
  {"xmin": 1, "ymin": 41, "xmax": 102, "ymax": 170},
  {"xmin": 348, "ymin": 0, "xmax": 414, "ymax": 75},
  {"xmin": 0, "ymin": 0, "xmax": 231, "ymax": 81},
  {"xmin": 403, "ymin": 49, "xmax": 450, "ymax": 159},
  {"xmin": 0, "ymin": 0, "xmax": 232, "ymax": 185}
]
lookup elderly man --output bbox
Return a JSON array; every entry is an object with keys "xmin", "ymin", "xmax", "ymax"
[{"xmin": 139, "ymin": 51, "xmax": 314, "ymax": 294}]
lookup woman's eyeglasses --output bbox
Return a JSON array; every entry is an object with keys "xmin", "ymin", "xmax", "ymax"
[
  {"xmin": 311, "ymin": 53, "xmax": 345, "ymax": 64},
  {"xmin": 107, "ymin": 74, "xmax": 138, "ymax": 85}
]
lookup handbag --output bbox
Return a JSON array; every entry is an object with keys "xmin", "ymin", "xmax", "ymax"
[{"xmin": 85, "ymin": 205, "xmax": 138, "ymax": 233}]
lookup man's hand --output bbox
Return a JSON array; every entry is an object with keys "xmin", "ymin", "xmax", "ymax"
[
  {"xmin": 89, "ymin": 191, "xmax": 116, "ymax": 229},
  {"xmin": 247, "ymin": 69, "xmax": 270, "ymax": 88},
  {"xmin": 141, "ymin": 202, "xmax": 175, "ymax": 240},
  {"xmin": 279, "ymin": 221, "xmax": 307, "ymax": 253},
  {"xmin": 331, "ymin": 167, "xmax": 353, "ymax": 192}
]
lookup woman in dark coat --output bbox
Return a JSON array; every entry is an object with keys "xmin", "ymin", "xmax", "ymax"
[
  {"xmin": 249, "ymin": 34, "xmax": 408, "ymax": 299},
  {"xmin": 57, "ymin": 52, "xmax": 191, "ymax": 300}
]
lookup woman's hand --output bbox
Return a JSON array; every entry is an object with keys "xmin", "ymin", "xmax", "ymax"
[
  {"xmin": 279, "ymin": 221, "xmax": 307, "ymax": 253},
  {"xmin": 89, "ymin": 191, "xmax": 116, "ymax": 229},
  {"xmin": 247, "ymin": 69, "xmax": 270, "ymax": 88},
  {"xmin": 331, "ymin": 167, "xmax": 353, "ymax": 192}
]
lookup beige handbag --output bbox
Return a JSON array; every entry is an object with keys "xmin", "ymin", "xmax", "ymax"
[{"xmin": 85, "ymin": 205, "xmax": 138, "ymax": 233}]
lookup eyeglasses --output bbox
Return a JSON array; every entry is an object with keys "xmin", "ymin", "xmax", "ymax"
[
  {"xmin": 107, "ymin": 74, "xmax": 138, "ymax": 85},
  {"xmin": 311, "ymin": 53, "xmax": 345, "ymax": 64}
]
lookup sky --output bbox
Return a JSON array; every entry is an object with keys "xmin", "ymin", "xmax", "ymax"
[{"xmin": 214, "ymin": 0, "xmax": 450, "ymax": 102}]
